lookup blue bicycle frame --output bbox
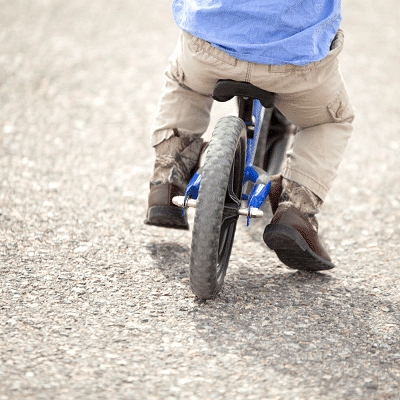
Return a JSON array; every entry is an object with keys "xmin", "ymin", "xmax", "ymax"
[{"xmin": 183, "ymin": 99, "xmax": 271, "ymax": 225}]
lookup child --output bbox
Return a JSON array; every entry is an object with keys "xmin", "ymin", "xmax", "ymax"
[{"xmin": 145, "ymin": 0, "xmax": 355, "ymax": 271}]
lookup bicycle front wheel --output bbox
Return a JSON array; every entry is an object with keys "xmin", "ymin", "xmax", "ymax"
[{"xmin": 189, "ymin": 116, "xmax": 246, "ymax": 299}]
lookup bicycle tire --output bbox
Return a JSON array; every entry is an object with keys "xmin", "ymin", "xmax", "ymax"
[{"xmin": 189, "ymin": 115, "xmax": 246, "ymax": 299}]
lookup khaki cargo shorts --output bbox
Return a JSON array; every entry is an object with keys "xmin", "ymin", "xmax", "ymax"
[{"xmin": 150, "ymin": 29, "xmax": 355, "ymax": 200}]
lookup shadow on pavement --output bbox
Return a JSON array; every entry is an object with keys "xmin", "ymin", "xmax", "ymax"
[{"xmin": 145, "ymin": 237, "xmax": 400, "ymax": 396}]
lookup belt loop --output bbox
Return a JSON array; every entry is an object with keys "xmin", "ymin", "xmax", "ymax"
[{"xmin": 245, "ymin": 62, "xmax": 254, "ymax": 82}]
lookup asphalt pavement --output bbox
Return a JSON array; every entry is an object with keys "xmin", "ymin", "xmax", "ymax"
[{"xmin": 1, "ymin": 0, "xmax": 400, "ymax": 399}]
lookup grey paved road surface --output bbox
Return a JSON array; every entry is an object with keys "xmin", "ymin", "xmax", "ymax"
[{"xmin": 1, "ymin": 0, "xmax": 400, "ymax": 399}]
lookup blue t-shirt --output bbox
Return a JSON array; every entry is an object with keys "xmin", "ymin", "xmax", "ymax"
[{"xmin": 172, "ymin": 0, "xmax": 341, "ymax": 65}]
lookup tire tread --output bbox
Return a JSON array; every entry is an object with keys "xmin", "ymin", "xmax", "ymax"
[{"xmin": 189, "ymin": 116, "xmax": 246, "ymax": 299}]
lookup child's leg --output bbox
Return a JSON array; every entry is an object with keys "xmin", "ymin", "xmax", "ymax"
[
  {"xmin": 145, "ymin": 33, "xmax": 214, "ymax": 229},
  {"xmin": 254, "ymin": 30, "xmax": 354, "ymax": 202},
  {"xmin": 149, "ymin": 34, "xmax": 214, "ymax": 191},
  {"xmin": 258, "ymin": 30, "xmax": 355, "ymax": 269},
  {"xmin": 145, "ymin": 60, "xmax": 212, "ymax": 228},
  {"xmin": 146, "ymin": 30, "xmax": 249, "ymax": 229}
]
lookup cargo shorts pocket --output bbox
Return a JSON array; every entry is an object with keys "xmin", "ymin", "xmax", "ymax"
[
  {"xmin": 328, "ymin": 88, "xmax": 355, "ymax": 123},
  {"xmin": 166, "ymin": 49, "xmax": 184, "ymax": 86}
]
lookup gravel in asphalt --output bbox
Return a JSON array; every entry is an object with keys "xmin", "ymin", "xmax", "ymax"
[{"xmin": 1, "ymin": 0, "xmax": 400, "ymax": 399}]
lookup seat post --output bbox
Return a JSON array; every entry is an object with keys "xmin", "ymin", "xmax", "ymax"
[{"xmin": 238, "ymin": 97, "xmax": 253, "ymax": 124}]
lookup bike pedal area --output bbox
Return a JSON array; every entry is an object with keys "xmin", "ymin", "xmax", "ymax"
[
  {"xmin": 172, "ymin": 196, "xmax": 264, "ymax": 221},
  {"xmin": 175, "ymin": 164, "xmax": 272, "ymax": 226}
]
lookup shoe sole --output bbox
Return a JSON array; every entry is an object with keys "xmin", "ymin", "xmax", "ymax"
[
  {"xmin": 263, "ymin": 223, "xmax": 335, "ymax": 271},
  {"xmin": 144, "ymin": 206, "xmax": 189, "ymax": 230}
]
